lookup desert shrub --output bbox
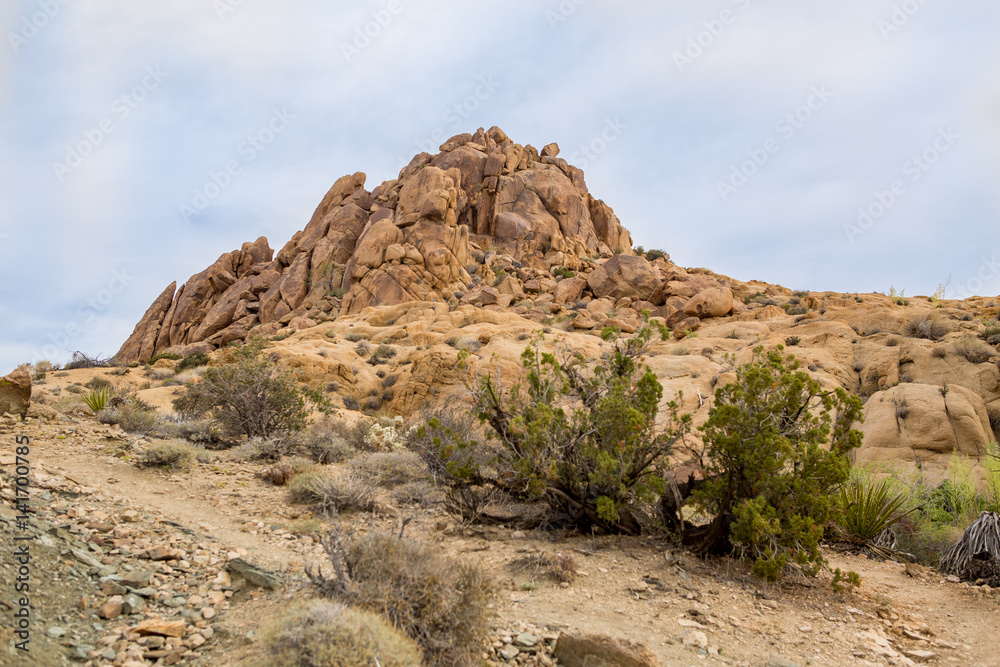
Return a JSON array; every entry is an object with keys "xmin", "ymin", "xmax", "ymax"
[
  {"xmin": 139, "ymin": 441, "xmax": 196, "ymax": 469},
  {"xmin": 259, "ymin": 458, "xmax": 314, "ymax": 486},
  {"xmin": 287, "ymin": 471, "xmax": 376, "ymax": 515},
  {"xmin": 307, "ymin": 527, "xmax": 495, "ymax": 665},
  {"xmin": 954, "ymin": 335, "xmax": 995, "ymax": 364},
  {"xmin": 552, "ymin": 267, "xmax": 576, "ymax": 280},
  {"xmin": 84, "ymin": 376, "xmax": 112, "ymax": 391},
  {"xmin": 981, "ymin": 320, "xmax": 1000, "ymax": 346},
  {"xmin": 172, "ymin": 338, "xmax": 321, "ymax": 441},
  {"xmin": 350, "ymin": 451, "xmax": 427, "ymax": 488},
  {"xmin": 885, "ymin": 337, "xmax": 900, "ymax": 347},
  {"xmin": 931, "ymin": 346, "xmax": 948, "ymax": 359},
  {"xmin": 150, "ymin": 367, "xmax": 175, "ymax": 381},
  {"xmin": 465, "ymin": 324, "xmax": 692, "ymax": 534},
  {"xmin": 98, "ymin": 406, "xmax": 158, "ymax": 434},
  {"xmin": 391, "ymin": 481, "xmax": 439, "ymax": 507},
  {"xmin": 345, "ymin": 332, "xmax": 365, "ymax": 342},
  {"xmin": 644, "ymin": 248, "xmax": 668, "ymax": 262},
  {"xmin": 989, "ymin": 405, "xmax": 1000, "ymax": 440},
  {"xmin": 367, "ymin": 344, "xmax": 396, "ymax": 365},
  {"xmin": 283, "ymin": 420, "xmax": 357, "ymax": 464},
  {"xmin": 686, "ymin": 347, "xmax": 864, "ymax": 581},
  {"xmin": 784, "ymin": 336, "xmax": 801, "ymax": 346},
  {"xmin": 156, "ymin": 418, "xmax": 226, "ymax": 448},
  {"xmin": 232, "ymin": 436, "xmax": 291, "ymax": 462},
  {"xmin": 902, "ymin": 314, "xmax": 947, "ymax": 341},
  {"xmin": 176, "ymin": 350, "xmax": 211, "ymax": 372},
  {"xmin": 786, "ymin": 306, "xmax": 808, "ymax": 316},
  {"xmin": 342, "ymin": 396, "xmax": 360, "ymax": 411},
  {"xmin": 262, "ymin": 599, "xmax": 423, "ymax": 667}
]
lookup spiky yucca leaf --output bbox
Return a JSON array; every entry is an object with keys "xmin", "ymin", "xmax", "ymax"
[
  {"xmin": 83, "ymin": 386, "xmax": 109, "ymax": 413},
  {"xmin": 839, "ymin": 478, "xmax": 915, "ymax": 544}
]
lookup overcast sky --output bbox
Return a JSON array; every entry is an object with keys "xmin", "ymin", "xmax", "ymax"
[{"xmin": 1, "ymin": 1, "xmax": 998, "ymax": 373}]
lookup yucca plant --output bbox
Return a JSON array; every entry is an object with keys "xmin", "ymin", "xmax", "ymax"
[
  {"xmin": 83, "ymin": 386, "xmax": 109, "ymax": 413},
  {"xmin": 939, "ymin": 511, "xmax": 1000, "ymax": 585},
  {"xmin": 838, "ymin": 477, "xmax": 917, "ymax": 549}
]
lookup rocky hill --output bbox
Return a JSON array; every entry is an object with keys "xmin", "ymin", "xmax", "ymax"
[{"xmin": 115, "ymin": 127, "xmax": 1000, "ymax": 486}]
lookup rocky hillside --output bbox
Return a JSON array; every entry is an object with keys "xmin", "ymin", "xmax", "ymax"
[{"xmin": 114, "ymin": 128, "xmax": 1000, "ymax": 485}]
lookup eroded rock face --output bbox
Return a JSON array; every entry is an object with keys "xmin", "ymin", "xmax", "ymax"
[
  {"xmin": 115, "ymin": 128, "xmax": 636, "ymax": 363},
  {"xmin": 0, "ymin": 365, "xmax": 31, "ymax": 418},
  {"xmin": 855, "ymin": 383, "xmax": 995, "ymax": 485}
]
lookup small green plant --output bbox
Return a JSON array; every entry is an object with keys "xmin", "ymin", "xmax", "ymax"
[
  {"xmin": 346, "ymin": 332, "xmax": 365, "ymax": 342},
  {"xmin": 148, "ymin": 352, "xmax": 182, "ymax": 364},
  {"xmin": 889, "ymin": 285, "xmax": 909, "ymax": 306},
  {"xmin": 262, "ymin": 600, "xmax": 423, "ymax": 667},
  {"xmin": 838, "ymin": 477, "xmax": 917, "ymax": 547},
  {"xmin": 785, "ymin": 305, "xmax": 808, "ymax": 316},
  {"xmin": 83, "ymin": 387, "xmax": 109, "ymax": 413},
  {"xmin": 553, "ymin": 267, "xmax": 576, "ymax": 280},
  {"xmin": 784, "ymin": 336, "xmax": 801, "ymax": 346}
]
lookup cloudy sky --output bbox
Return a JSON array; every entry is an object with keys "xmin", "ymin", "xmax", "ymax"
[{"xmin": 1, "ymin": 1, "xmax": 998, "ymax": 373}]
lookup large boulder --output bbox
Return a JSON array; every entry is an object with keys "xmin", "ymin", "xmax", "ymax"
[
  {"xmin": 683, "ymin": 287, "xmax": 734, "ymax": 319},
  {"xmin": 854, "ymin": 383, "xmax": 995, "ymax": 485},
  {"xmin": 0, "ymin": 366, "xmax": 31, "ymax": 418},
  {"xmin": 553, "ymin": 632, "xmax": 661, "ymax": 667},
  {"xmin": 587, "ymin": 255, "xmax": 658, "ymax": 301}
]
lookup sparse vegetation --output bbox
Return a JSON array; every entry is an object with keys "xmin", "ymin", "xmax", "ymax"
[
  {"xmin": 287, "ymin": 471, "xmax": 377, "ymax": 515},
  {"xmin": 784, "ymin": 336, "xmax": 801, "ymax": 346},
  {"xmin": 954, "ymin": 335, "xmax": 995, "ymax": 364},
  {"xmin": 262, "ymin": 599, "xmax": 423, "ymax": 667},
  {"xmin": 307, "ymin": 526, "xmax": 495, "ymax": 665},
  {"xmin": 902, "ymin": 313, "xmax": 948, "ymax": 341},
  {"xmin": 138, "ymin": 441, "xmax": 197, "ymax": 470}
]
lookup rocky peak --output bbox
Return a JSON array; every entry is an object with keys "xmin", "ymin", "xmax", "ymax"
[{"xmin": 116, "ymin": 127, "xmax": 647, "ymax": 362}]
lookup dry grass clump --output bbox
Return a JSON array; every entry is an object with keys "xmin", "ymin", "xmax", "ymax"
[
  {"xmin": 232, "ymin": 436, "xmax": 291, "ymax": 462},
  {"xmin": 138, "ymin": 441, "xmax": 197, "ymax": 470},
  {"xmin": 902, "ymin": 313, "xmax": 948, "ymax": 341},
  {"xmin": 350, "ymin": 451, "xmax": 427, "ymax": 488},
  {"xmin": 259, "ymin": 458, "xmax": 314, "ymax": 486},
  {"xmin": 307, "ymin": 527, "xmax": 495, "ymax": 666},
  {"xmin": 288, "ymin": 421, "xmax": 356, "ymax": 463},
  {"xmin": 262, "ymin": 599, "xmax": 423, "ymax": 667},
  {"xmin": 512, "ymin": 551, "xmax": 579, "ymax": 584},
  {"xmin": 954, "ymin": 335, "xmax": 996, "ymax": 364},
  {"xmin": 287, "ymin": 471, "xmax": 377, "ymax": 515}
]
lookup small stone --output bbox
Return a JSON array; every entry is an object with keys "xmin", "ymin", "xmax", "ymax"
[
  {"xmin": 46, "ymin": 627, "xmax": 67, "ymax": 638},
  {"xmin": 122, "ymin": 594, "xmax": 145, "ymax": 615},
  {"xmin": 120, "ymin": 510, "xmax": 139, "ymax": 522},
  {"xmin": 766, "ymin": 656, "xmax": 801, "ymax": 667},
  {"xmin": 511, "ymin": 530, "xmax": 526, "ymax": 539},
  {"xmin": 121, "ymin": 570, "xmax": 154, "ymax": 587},
  {"xmin": 101, "ymin": 580, "xmax": 127, "ymax": 596},
  {"xmin": 682, "ymin": 629, "xmax": 708, "ymax": 649},
  {"xmin": 133, "ymin": 619, "xmax": 187, "ymax": 638},
  {"xmin": 515, "ymin": 632, "xmax": 539, "ymax": 648},
  {"xmin": 902, "ymin": 650, "xmax": 936, "ymax": 662},
  {"xmin": 627, "ymin": 581, "xmax": 649, "ymax": 593},
  {"xmin": 146, "ymin": 546, "xmax": 176, "ymax": 561},
  {"xmin": 201, "ymin": 607, "xmax": 216, "ymax": 620},
  {"xmin": 98, "ymin": 596, "xmax": 123, "ymax": 620},
  {"xmin": 500, "ymin": 645, "xmax": 520, "ymax": 660}
]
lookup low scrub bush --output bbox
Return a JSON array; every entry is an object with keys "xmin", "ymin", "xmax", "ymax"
[
  {"xmin": 837, "ymin": 477, "xmax": 915, "ymax": 548},
  {"xmin": 287, "ymin": 471, "xmax": 376, "ymax": 515},
  {"xmin": 350, "ymin": 451, "xmax": 427, "ymax": 488},
  {"xmin": 139, "ymin": 441, "xmax": 196, "ymax": 470},
  {"xmin": 98, "ymin": 405, "xmax": 158, "ymax": 434},
  {"xmin": 902, "ymin": 314, "xmax": 947, "ymax": 341},
  {"xmin": 176, "ymin": 350, "xmax": 211, "ymax": 372},
  {"xmin": 307, "ymin": 527, "xmax": 495, "ymax": 665},
  {"xmin": 262, "ymin": 599, "xmax": 423, "ymax": 667},
  {"xmin": 954, "ymin": 335, "xmax": 996, "ymax": 364}
]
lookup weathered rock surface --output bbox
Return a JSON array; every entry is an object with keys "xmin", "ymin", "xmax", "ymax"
[
  {"xmin": 0, "ymin": 365, "xmax": 31, "ymax": 418},
  {"xmin": 116, "ymin": 129, "xmax": 636, "ymax": 363},
  {"xmin": 554, "ymin": 631, "xmax": 662, "ymax": 667}
]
